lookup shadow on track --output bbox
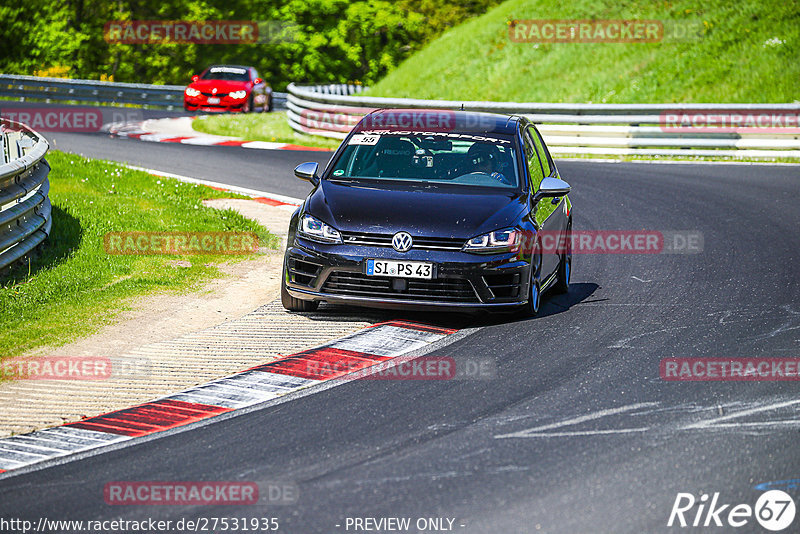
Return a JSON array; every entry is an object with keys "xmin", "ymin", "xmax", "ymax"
[{"xmin": 281, "ymin": 282, "xmax": 600, "ymax": 332}]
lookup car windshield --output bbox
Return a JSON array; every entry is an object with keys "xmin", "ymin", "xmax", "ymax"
[
  {"xmin": 329, "ymin": 131, "xmax": 520, "ymax": 188},
  {"xmin": 201, "ymin": 67, "xmax": 249, "ymax": 81}
]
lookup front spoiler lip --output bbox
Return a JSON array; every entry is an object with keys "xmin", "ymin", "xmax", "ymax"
[
  {"xmin": 184, "ymin": 102, "xmax": 246, "ymax": 112},
  {"xmin": 286, "ymin": 286, "xmax": 527, "ymax": 312}
]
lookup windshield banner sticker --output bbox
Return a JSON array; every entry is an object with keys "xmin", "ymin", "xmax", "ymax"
[{"xmin": 348, "ymin": 134, "xmax": 381, "ymax": 145}]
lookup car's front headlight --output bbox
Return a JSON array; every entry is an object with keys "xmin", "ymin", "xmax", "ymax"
[
  {"xmin": 185, "ymin": 87, "xmax": 201, "ymax": 97},
  {"xmin": 297, "ymin": 214, "xmax": 342, "ymax": 244},
  {"xmin": 230, "ymin": 90, "xmax": 247, "ymax": 99},
  {"xmin": 463, "ymin": 228, "xmax": 521, "ymax": 254}
]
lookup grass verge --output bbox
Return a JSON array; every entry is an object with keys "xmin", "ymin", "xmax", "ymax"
[
  {"xmin": 368, "ymin": 0, "xmax": 799, "ymax": 103},
  {"xmin": 192, "ymin": 112, "xmax": 340, "ymax": 150},
  {"xmin": 0, "ymin": 151, "xmax": 278, "ymax": 360}
]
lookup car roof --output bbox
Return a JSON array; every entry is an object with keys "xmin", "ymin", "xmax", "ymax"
[{"xmin": 358, "ymin": 108, "xmax": 521, "ymax": 135}]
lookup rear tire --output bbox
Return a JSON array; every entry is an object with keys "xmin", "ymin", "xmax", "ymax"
[
  {"xmin": 553, "ymin": 219, "xmax": 572, "ymax": 294},
  {"xmin": 281, "ymin": 281, "xmax": 319, "ymax": 312}
]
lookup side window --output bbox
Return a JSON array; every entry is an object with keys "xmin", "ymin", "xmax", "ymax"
[
  {"xmin": 251, "ymin": 69, "xmax": 259, "ymax": 81},
  {"xmin": 523, "ymin": 129, "xmax": 545, "ymax": 191},
  {"xmin": 529, "ymin": 126, "xmax": 552, "ymax": 177}
]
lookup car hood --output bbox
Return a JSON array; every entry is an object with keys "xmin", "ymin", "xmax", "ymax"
[
  {"xmin": 188, "ymin": 79, "xmax": 250, "ymax": 93},
  {"xmin": 306, "ymin": 180, "xmax": 526, "ymax": 239}
]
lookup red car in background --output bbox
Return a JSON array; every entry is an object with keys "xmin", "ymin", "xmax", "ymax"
[{"xmin": 184, "ymin": 65, "xmax": 273, "ymax": 113}]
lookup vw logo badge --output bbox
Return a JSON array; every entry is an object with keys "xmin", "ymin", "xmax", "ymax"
[{"xmin": 392, "ymin": 232, "xmax": 413, "ymax": 252}]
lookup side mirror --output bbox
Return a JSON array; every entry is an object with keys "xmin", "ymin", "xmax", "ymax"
[
  {"xmin": 533, "ymin": 177, "xmax": 571, "ymax": 203},
  {"xmin": 254, "ymin": 78, "xmax": 263, "ymax": 85},
  {"xmin": 294, "ymin": 162, "xmax": 320, "ymax": 185},
  {"xmin": 191, "ymin": 75, "xmax": 199, "ymax": 82}
]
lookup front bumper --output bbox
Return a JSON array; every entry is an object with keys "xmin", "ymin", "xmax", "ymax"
[
  {"xmin": 284, "ymin": 238, "xmax": 532, "ymax": 312},
  {"xmin": 184, "ymin": 97, "xmax": 247, "ymax": 112}
]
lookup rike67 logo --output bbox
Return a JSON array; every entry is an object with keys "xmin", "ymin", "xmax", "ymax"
[{"xmin": 668, "ymin": 491, "xmax": 795, "ymax": 531}]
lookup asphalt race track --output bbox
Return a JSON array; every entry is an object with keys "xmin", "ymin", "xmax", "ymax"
[
  {"xmin": 45, "ymin": 131, "xmax": 326, "ymax": 200},
  {"xmin": 1, "ymin": 103, "xmax": 799, "ymax": 533}
]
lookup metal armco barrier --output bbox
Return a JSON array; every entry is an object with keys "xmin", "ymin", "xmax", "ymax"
[
  {"xmin": 0, "ymin": 74, "xmax": 287, "ymax": 110},
  {"xmin": 286, "ymin": 83, "xmax": 800, "ymax": 158},
  {"xmin": 0, "ymin": 120, "xmax": 52, "ymax": 271}
]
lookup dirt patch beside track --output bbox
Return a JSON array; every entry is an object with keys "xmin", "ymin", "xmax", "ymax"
[{"xmin": 0, "ymin": 199, "xmax": 384, "ymax": 437}]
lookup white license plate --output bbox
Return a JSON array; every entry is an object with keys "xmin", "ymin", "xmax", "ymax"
[
  {"xmin": 366, "ymin": 259, "xmax": 433, "ymax": 279},
  {"xmin": 207, "ymin": 97, "xmax": 220, "ymax": 104}
]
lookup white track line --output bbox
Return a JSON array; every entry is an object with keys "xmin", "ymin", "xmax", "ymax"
[
  {"xmin": 122, "ymin": 164, "xmax": 304, "ymax": 206},
  {"xmin": 494, "ymin": 402, "xmax": 660, "ymax": 439}
]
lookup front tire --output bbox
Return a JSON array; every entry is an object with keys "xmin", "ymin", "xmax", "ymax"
[
  {"xmin": 281, "ymin": 281, "xmax": 319, "ymax": 312},
  {"xmin": 520, "ymin": 242, "xmax": 542, "ymax": 317}
]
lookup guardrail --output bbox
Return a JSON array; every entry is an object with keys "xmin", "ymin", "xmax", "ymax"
[
  {"xmin": 0, "ymin": 74, "xmax": 287, "ymax": 111},
  {"xmin": 0, "ymin": 119, "xmax": 52, "ymax": 271},
  {"xmin": 286, "ymin": 83, "xmax": 800, "ymax": 159}
]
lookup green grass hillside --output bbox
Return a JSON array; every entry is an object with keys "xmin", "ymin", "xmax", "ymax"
[{"xmin": 368, "ymin": 0, "xmax": 799, "ymax": 103}]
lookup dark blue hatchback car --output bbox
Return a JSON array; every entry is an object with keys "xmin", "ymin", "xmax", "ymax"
[{"xmin": 281, "ymin": 109, "xmax": 572, "ymax": 316}]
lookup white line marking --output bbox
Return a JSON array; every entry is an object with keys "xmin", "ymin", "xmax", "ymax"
[
  {"xmin": 179, "ymin": 137, "xmax": 225, "ymax": 146},
  {"xmin": 608, "ymin": 325, "xmax": 691, "ymax": 349},
  {"xmin": 138, "ymin": 133, "xmax": 184, "ymax": 142},
  {"xmin": 494, "ymin": 402, "xmax": 659, "ymax": 439},
  {"xmin": 241, "ymin": 141, "xmax": 289, "ymax": 150},
  {"xmin": 122, "ymin": 165, "xmax": 303, "ymax": 205},
  {"xmin": 699, "ymin": 421, "xmax": 800, "ymax": 429},
  {"xmin": 502, "ymin": 428, "xmax": 651, "ymax": 438},
  {"xmin": 683, "ymin": 398, "xmax": 800, "ymax": 429}
]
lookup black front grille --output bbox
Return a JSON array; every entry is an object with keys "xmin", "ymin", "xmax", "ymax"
[
  {"xmin": 288, "ymin": 258, "xmax": 322, "ymax": 287},
  {"xmin": 340, "ymin": 232, "xmax": 464, "ymax": 251},
  {"xmin": 322, "ymin": 271, "xmax": 479, "ymax": 303},
  {"xmin": 201, "ymin": 92, "xmax": 229, "ymax": 97}
]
